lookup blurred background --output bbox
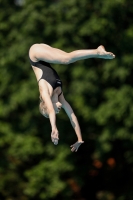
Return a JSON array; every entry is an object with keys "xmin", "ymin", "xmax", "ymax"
[{"xmin": 0, "ymin": 0, "xmax": 133, "ymax": 199}]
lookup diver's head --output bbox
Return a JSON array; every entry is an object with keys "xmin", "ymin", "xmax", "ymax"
[
  {"xmin": 39, "ymin": 101, "xmax": 49, "ymax": 118},
  {"xmin": 53, "ymin": 102, "xmax": 62, "ymax": 114},
  {"xmin": 39, "ymin": 98, "xmax": 62, "ymax": 118}
]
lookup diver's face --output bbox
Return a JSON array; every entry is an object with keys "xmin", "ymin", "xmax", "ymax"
[{"xmin": 53, "ymin": 102, "xmax": 62, "ymax": 114}]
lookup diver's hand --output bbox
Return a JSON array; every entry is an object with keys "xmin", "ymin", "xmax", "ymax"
[
  {"xmin": 70, "ymin": 141, "xmax": 84, "ymax": 152},
  {"xmin": 51, "ymin": 128, "xmax": 59, "ymax": 145}
]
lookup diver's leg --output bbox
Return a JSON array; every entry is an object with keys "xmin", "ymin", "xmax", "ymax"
[{"xmin": 29, "ymin": 43, "xmax": 115, "ymax": 65}]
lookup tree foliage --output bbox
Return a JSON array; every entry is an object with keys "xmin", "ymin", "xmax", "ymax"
[{"xmin": 0, "ymin": 0, "xmax": 133, "ymax": 199}]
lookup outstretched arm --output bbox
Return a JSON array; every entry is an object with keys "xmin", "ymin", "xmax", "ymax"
[
  {"xmin": 29, "ymin": 43, "xmax": 115, "ymax": 65},
  {"xmin": 39, "ymin": 81, "xmax": 59, "ymax": 145},
  {"xmin": 59, "ymin": 94, "xmax": 84, "ymax": 152}
]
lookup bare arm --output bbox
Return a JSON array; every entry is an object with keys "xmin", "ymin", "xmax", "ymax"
[
  {"xmin": 59, "ymin": 94, "xmax": 84, "ymax": 151},
  {"xmin": 39, "ymin": 81, "xmax": 59, "ymax": 145},
  {"xmin": 40, "ymin": 87, "xmax": 56, "ymax": 130},
  {"xmin": 29, "ymin": 43, "xmax": 115, "ymax": 65}
]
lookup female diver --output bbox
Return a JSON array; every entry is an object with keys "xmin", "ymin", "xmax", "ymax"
[{"xmin": 29, "ymin": 43, "xmax": 115, "ymax": 152}]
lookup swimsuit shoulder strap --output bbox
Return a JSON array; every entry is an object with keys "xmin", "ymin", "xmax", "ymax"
[{"xmin": 58, "ymin": 91, "xmax": 62, "ymax": 97}]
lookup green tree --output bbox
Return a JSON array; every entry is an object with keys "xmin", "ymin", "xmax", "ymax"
[{"xmin": 0, "ymin": 0, "xmax": 133, "ymax": 199}]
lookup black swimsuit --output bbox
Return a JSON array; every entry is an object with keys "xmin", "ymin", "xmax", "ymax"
[{"xmin": 29, "ymin": 58, "xmax": 62, "ymax": 96}]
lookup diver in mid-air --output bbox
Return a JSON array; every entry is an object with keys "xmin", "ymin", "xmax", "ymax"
[{"xmin": 29, "ymin": 43, "xmax": 115, "ymax": 152}]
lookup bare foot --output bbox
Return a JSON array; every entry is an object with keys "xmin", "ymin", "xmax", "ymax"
[{"xmin": 97, "ymin": 45, "xmax": 115, "ymax": 59}]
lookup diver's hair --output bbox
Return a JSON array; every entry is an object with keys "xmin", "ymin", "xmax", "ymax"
[{"xmin": 39, "ymin": 97, "xmax": 49, "ymax": 118}]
